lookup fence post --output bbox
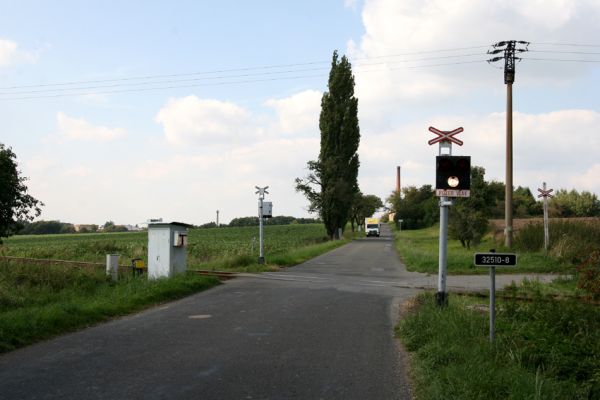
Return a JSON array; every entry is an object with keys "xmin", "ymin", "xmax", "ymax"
[{"xmin": 106, "ymin": 254, "xmax": 119, "ymax": 281}]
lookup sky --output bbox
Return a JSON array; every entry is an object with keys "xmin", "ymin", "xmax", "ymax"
[{"xmin": 1, "ymin": 0, "xmax": 600, "ymax": 226}]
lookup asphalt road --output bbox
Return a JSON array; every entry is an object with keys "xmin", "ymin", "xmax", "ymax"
[
  {"xmin": 0, "ymin": 225, "xmax": 560, "ymax": 399},
  {"xmin": 0, "ymin": 225, "xmax": 416, "ymax": 400}
]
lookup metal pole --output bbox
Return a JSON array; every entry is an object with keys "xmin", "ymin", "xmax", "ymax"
[
  {"xmin": 490, "ymin": 265, "xmax": 496, "ymax": 342},
  {"xmin": 543, "ymin": 182, "xmax": 549, "ymax": 251},
  {"xmin": 436, "ymin": 141, "xmax": 451, "ymax": 307},
  {"xmin": 505, "ymin": 83, "xmax": 513, "ymax": 248},
  {"xmin": 255, "ymin": 186, "xmax": 268, "ymax": 264},
  {"xmin": 258, "ymin": 197, "xmax": 265, "ymax": 264},
  {"xmin": 437, "ymin": 198, "xmax": 448, "ymax": 306},
  {"xmin": 216, "ymin": 210, "xmax": 219, "ymax": 227}
]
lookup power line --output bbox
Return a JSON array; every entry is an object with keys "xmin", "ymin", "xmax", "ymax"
[
  {"xmin": 0, "ymin": 46, "xmax": 490, "ymax": 92},
  {"xmin": 519, "ymin": 57, "xmax": 600, "ymax": 63},
  {"xmin": 0, "ymin": 59, "xmax": 490, "ymax": 101},
  {"xmin": 1, "ymin": 53, "xmax": 488, "ymax": 96},
  {"xmin": 530, "ymin": 42, "xmax": 600, "ymax": 48},
  {"xmin": 529, "ymin": 49, "xmax": 600, "ymax": 55}
]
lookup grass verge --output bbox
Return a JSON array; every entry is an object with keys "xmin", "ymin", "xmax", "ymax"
[
  {"xmin": 397, "ymin": 292, "xmax": 600, "ymax": 399},
  {"xmin": 394, "ymin": 225, "xmax": 571, "ymax": 275},
  {"xmin": 0, "ymin": 261, "xmax": 219, "ymax": 353}
]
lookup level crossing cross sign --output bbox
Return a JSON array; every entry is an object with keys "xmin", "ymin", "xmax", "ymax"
[
  {"xmin": 428, "ymin": 126, "xmax": 464, "ymax": 146},
  {"xmin": 537, "ymin": 187, "xmax": 554, "ymax": 198}
]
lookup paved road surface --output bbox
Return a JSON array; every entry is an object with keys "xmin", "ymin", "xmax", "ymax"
[{"xmin": 0, "ymin": 225, "xmax": 560, "ymax": 399}]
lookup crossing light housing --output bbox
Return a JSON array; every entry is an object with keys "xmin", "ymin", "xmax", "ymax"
[{"xmin": 436, "ymin": 156, "xmax": 471, "ymax": 191}]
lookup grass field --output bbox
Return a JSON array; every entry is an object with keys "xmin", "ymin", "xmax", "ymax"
[
  {"xmin": 394, "ymin": 225, "xmax": 572, "ymax": 275},
  {"xmin": 0, "ymin": 223, "xmax": 340, "ymax": 272},
  {"xmin": 0, "ymin": 262, "xmax": 219, "ymax": 353},
  {"xmin": 398, "ymin": 293, "xmax": 600, "ymax": 399}
]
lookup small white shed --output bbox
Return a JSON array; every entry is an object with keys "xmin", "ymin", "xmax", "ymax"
[{"xmin": 147, "ymin": 221, "xmax": 191, "ymax": 279}]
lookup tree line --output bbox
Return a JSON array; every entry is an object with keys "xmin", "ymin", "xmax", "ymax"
[{"xmin": 388, "ymin": 165, "xmax": 600, "ymax": 248}]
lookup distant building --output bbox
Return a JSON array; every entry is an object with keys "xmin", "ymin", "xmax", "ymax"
[{"xmin": 74, "ymin": 224, "xmax": 98, "ymax": 232}]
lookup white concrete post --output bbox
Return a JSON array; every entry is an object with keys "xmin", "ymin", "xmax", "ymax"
[{"xmin": 106, "ymin": 254, "xmax": 119, "ymax": 281}]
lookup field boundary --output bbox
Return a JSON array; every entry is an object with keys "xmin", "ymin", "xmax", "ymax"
[{"xmin": 1, "ymin": 255, "xmax": 106, "ymax": 269}]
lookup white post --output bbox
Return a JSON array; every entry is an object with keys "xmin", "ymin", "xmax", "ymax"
[
  {"xmin": 338, "ymin": 227, "xmax": 343, "ymax": 240},
  {"xmin": 106, "ymin": 254, "xmax": 119, "ymax": 282},
  {"xmin": 543, "ymin": 182, "xmax": 549, "ymax": 251}
]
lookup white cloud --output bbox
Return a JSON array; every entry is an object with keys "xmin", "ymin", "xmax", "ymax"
[
  {"xmin": 356, "ymin": 108, "xmax": 600, "ymax": 204},
  {"xmin": 348, "ymin": 0, "xmax": 600, "ymax": 117},
  {"xmin": 155, "ymin": 95, "xmax": 255, "ymax": 146},
  {"xmin": 64, "ymin": 166, "xmax": 92, "ymax": 178},
  {"xmin": 344, "ymin": 0, "xmax": 359, "ymax": 11},
  {"xmin": 264, "ymin": 90, "xmax": 322, "ymax": 136},
  {"xmin": 0, "ymin": 38, "xmax": 36, "ymax": 67},
  {"xmin": 57, "ymin": 112, "xmax": 126, "ymax": 142}
]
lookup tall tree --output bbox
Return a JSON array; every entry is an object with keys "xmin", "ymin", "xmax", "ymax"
[
  {"xmin": 295, "ymin": 51, "xmax": 360, "ymax": 239},
  {"xmin": 350, "ymin": 193, "xmax": 383, "ymax": 231},
  {"xmin": 0, "ymin": 143, "xmax": 43, "ymax": 242},
  {"xmin": 387, "ymin": 185, "xmax": 438, "ymax": 230}
]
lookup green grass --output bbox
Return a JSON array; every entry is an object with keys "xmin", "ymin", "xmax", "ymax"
[
  {"xmin": 398, "ymin": 293, "xmax": 600, "ymax": 399},
  {"xmin": 0, "ymin": 261, "xmax": 219, "ymax": 353},
  {"xmin": 394, "ymin": 225, "xmax": 571, "ymax": 275},
  {"xmin": 0, "ymin": 223, "xmax": 352, "ymax": 352},
  {"xmin": 0, "ymin": 224, "xmax": 334, "ymax": 272}
]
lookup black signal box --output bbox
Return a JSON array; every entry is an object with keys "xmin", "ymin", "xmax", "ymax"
[{"xmin": 436, "ymin": 156, "xmax": 471, "ymax": 191}]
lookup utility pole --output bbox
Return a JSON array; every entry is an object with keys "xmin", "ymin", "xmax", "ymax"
[
  {"xmin": 488, "ymin": 40, "xmax": 529, "ymax": 248},
  {"xmin": 255, "ymin": 186, "xmax": 269, "ymax": 264},
  {"xmin": 216, "ymin": 210, "xmax": 219, "ymax": 227}
]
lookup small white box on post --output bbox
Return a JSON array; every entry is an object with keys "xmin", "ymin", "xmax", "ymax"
[
  {"xmin": 147, "ymin": 221, "xmax": 192, "ymax": 279},
  {"xmin": 106, "ymin": 254, "xmax": 119, "ymax": 281}
]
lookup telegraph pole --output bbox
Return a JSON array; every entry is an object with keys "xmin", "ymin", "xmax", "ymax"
[{"xmin": 488, "ymin": 40, "xmax": 529, "ymax": 248}]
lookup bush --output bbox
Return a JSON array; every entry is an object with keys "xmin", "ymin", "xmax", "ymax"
[
  {"xmin": 514, "ymin": 220, "xmax": 600, "ymax": 264},
  {"xmin": 577, "ymin": 251, "xmax": 600, "ymax": 299}
]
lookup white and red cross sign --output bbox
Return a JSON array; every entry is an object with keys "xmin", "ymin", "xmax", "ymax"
[
  {"xmin": 428, "ymin": 126, "xmax": 464, "ymax": 146},
  {"xmin": 537, "ymin": 187, "xmax": 554, "ymax": 198}
]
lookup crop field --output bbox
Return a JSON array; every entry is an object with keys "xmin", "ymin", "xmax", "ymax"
[{"xmin": 0, "ymin": 224, "xmax": 331, "ymax": 270}]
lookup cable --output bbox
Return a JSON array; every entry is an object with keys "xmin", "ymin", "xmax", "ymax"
[
  {"xmin": 0, "ymin": 46, "xmax": 490, "ymax": 92},
  {"xmin": 530, "ymin": 42, "xmax": 600, "ymax": 48},
  {"xmin": 520, "ymin": 57, "xmax": 600, "ymax": 63},
  {"xmin": 0, "ymin": 59, "xmax": 489, "ymax": 101},
  {"xmin": 529, "ymin": 50, "xmax": 600, "ymax": 55}
]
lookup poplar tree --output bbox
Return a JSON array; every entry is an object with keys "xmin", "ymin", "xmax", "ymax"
[{"xmin": 295, "ymin": 51, "xmax": 360, "ymax": 239}]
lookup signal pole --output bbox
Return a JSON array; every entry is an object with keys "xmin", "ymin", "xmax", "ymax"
[
  {"xmin": 255, "ymin": 186, "xmax": 269, "ymax": 264},
  {"xmin": 488, "ymin": 40, "xmax": 529, "ymax": 248}
]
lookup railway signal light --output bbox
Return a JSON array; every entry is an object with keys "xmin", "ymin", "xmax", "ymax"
[{"xmin": 436, "ymin": 156, "xmax": 471, "ymax": 191}]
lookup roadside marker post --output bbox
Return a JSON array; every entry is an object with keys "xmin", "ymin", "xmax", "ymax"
[
  {"xmin": 428, "ymin": 126, "xmax": 465, "ymax": 307},
  {"xmin": 537, "ymin": 182, "xmax": 554, "ymax": 251},
  {"xmin": 474, "ymin": 250, "xmax": 517, "ymax": 342}
]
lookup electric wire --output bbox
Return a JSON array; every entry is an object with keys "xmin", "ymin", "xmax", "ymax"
[
  {"xmin": 2, "ymin": 42, "xmax": 599, "ymax": 101},
  {"xmin": 0, "ymin": 47, "xmax": 490, "ymax": 92},
  {"xmin": 0, "ymin": 53, "xmax": 487, "ymax": 96},
  {"xmin": 0, "ymin": 59, "xmax": 490, "ymax": 101}
]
